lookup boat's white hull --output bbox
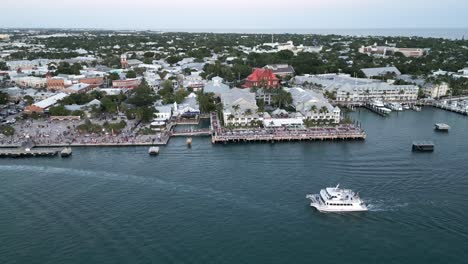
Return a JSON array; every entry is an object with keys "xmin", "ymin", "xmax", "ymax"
[
  {"xmin": 310, "ymin": 203, "xmax": 368, "ymax": 212},
  {"xmin": 306, "ymin": 193, "xmax": 368, "ymax": 213}
]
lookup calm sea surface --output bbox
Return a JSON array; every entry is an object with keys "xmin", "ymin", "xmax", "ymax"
[
  {"xmin": 1, "ymin": 107, "xmax": 468, "ymax": 264},
  {"xmin": 166, "ymin": 28, "xmax": 468, "ymax": 39}
]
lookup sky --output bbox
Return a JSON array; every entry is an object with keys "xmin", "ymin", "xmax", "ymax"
[{"xmin": 1, "ymin": 0, "xmax": 468, "ymax": 30}]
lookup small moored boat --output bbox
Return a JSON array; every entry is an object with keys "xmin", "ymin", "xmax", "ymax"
[
  {"xmin": 61, "ymin": 147, "xmax": 72, "ymax": 157},
  {"xmin": 148, "ymin": 147, "xmax": 160, "ymax": 156},
  {"xmin": 434, "ymin": 123, "xmax": 450, "ymax": 131}
]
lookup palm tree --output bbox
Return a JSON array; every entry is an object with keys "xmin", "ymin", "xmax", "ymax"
[
  {"xmin": 310, "ymin": 105, "xmax": 318, "ymax": 113},
  {"xmin": 319, "ymin": 106, "xmax": 328, "ymax": 114},
  {"xmin": 232, "ymin": 104, "xmax": 240, "ymax": 114},
  {"xmin": 244, "ymin": 109, "xmax": 252, "ymax": 116}
]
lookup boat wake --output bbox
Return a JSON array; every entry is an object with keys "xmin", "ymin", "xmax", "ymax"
[
  {"xmin": 366, "ymin": 199, "xmax": 409, "ymax": 212},
  {"xmin": 0, "ymin": 164, "xmax": 280, "ymax": 213}
]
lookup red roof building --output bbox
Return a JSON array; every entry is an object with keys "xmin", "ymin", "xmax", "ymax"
[{"xmin": 243, "ymin": 68, "xmax": 279, "ymax": 89}]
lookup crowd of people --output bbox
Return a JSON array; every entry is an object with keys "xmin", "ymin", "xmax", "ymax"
[{"xmin": 0, "ymin": 118, "xmax": 169, "ymax": 146}]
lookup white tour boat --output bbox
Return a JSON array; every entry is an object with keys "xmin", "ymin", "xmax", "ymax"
[{"xmin": 306, "ymin": 184, "xmax": 368, "ymax": 212}]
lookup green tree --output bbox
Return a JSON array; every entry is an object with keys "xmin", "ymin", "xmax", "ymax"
[
  {"xmin": 197, "ymin": 92, "xmax": 218, "ymax": 113},
  {"xmin": 0, "ymin": 125, "xmax": 15, "ymax": 136},
  {"xmin": 319, "ymin": 106, "xmax": 329, "ymax": 114},
  {"xmin": 0, "ymin": 61, "xmax": 8, "ymax": 71},
  {"xmin": 272, "ymin": 89, "xmax": 293, "ymax": 109},
  {"xmin": 174, "ymin": 88, "xmax": 189, "ymax": 104},
  {"xmin": 0, "ymin": 91, "xmax": 9, "ymax": 104},
  {"xmin": 24, "ymin": 95, "xmax": 34, "ymax": 105},
  {"xmin": 108, "ymin": 72, "xmax": 120, "ymax": 81},
  {"xmin": 129, "ymin": 80, "xmax": 157, "ymax": 107},
  {"xmin": 166, "ymin": 56, "xmax": 182, "ymax": 65},
  {"xmin": 48, "ymin": 105, "xmax": 71, "ymax": 116},
  {"xmin": 126, "ymin": 70, "xmax": 137, "ymax": 79}
]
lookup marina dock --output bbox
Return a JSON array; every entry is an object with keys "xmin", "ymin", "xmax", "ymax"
[
  {"xmin": 0, "ymin": 140, "xmax": 64, "ymax": 158},
  {"xmin": 363, "ymin": 103, "xmax": 390, "ymax": 116},
  {"xmin": 432, "ymin": 103, "xmax": 468, "ymax": 116},
  {"xmin": 212, "ymin": 125, "xmax": 366, "ymax": 144}
]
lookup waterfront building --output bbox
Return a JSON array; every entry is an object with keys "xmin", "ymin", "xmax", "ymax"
[
  {"xmin": 173, "ymin": 93, "xmax": 200, "ymax": 117},
  {"xmin": 294, "ymin": 74, "xmax": 418, "ymax": 103},
  {"xmin": 423, "ymin": 82, "xmax": 449, "ymax": 99},
  {"xmin": 287, "ymin": 87, "xmax": 341, "ymax": 123},
  {"xmin": 221, "ymin": 88, "xmax": 259, "ymax": 126},
  {"xmin": 154, "ymin": 105, "xmax": 173, "ymax": 122}
]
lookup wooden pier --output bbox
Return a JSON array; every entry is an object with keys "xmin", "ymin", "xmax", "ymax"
[
  {"xmin": 171, "ymin": 130, "xmax": 211, "ymax": 137},
  {"xmin": 212, "ymin": 125, "xmax": 366, "ymax": 144}
]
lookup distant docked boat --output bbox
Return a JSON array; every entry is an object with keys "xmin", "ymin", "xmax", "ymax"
[
  {"xmin": 61, "ymin": 147, "xmax": 72, "ymax": 157},
  {"xmin": 386, "ymin": 102, "xmax": 403, "ymax": 111},
  {"xmin": 412, "ymin": 141, "xmax": 434, "ymax": 152},
  {"xmin": 434, "ymin": 123, "xmax": 450, "ymax": 132},
  {"xmin": 378, "ymin": 107, "xmax": 392, "ymax": 114},
  {"xmin": 371, "ymin": 99, "xmax": 385, "ymax": 108},
  {"xmin": 187, "ymin": 137, "xmax": 192, "ymax": 146},
  {"xmin": 412, "ymin": 106, "xmax": 422, "ymax": 112},
  {"xmin": 402, "ymin": 104, "xmax": 410, "ymax": 110},
  {"xmin": 148, "ymin": 147, "xmax": 160, "ymax": 156},
  {"xmin": 306, "ymin": 185, "xmax": 368, "ymax": 213}
]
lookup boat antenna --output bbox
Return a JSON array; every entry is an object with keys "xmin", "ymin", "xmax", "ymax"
[{"xmin": 336, "ymin": 184, "xmax": 340, "ymax": 189}]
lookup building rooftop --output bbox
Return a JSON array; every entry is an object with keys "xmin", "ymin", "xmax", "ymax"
[
  {"xmin": 33, "ymin": 93, "xmax": 68, "ymax": 109},
  {"xmin": 361, "ymin": 66, "xmax": 401, "ymax": 78}
]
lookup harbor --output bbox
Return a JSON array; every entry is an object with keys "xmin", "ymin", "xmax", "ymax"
[{"xmin": 2, "ymin": 107, "xmax": 467, "ymax": 264}]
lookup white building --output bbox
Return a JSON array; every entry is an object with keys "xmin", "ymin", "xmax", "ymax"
[
  {"xmin": 221, "ymin": 88, "xmax": 259, "ymax": 126},
  {"xmin": 154, "ymin": 104, "xmax": 173, "ymax": 122},
  {"xmin": 203, "ymin": 76, "xmax": 230, "ymax": 96},
  {"xmin": 287, "ymin": 87, "xmax": 341, "ymax": 123},
  {"xmin": 423, "ymin": 82, "xmax": 449, "ymax": 99},
  {"xmin": 173, "ymin": 93, "xmax": 200, "ymax": 117},
  {"xmin": 12, "ymin": 76, "xmax": 47, "ymax": 88},
  {"xmin": 294, "ymin": 74, "xmax": 419, "ymax": 102}
]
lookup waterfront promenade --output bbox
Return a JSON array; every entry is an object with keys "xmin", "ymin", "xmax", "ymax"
[
  {"xmin": 0, "ymin": 113, "xmax": 365, "ymax": 148},
  {"xmin": 0, "ymin": 119, "xmax": 169, "ymax": 148}
]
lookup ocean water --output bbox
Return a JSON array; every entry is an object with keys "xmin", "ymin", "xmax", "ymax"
[
  {"xmin": 1, "ymin": 107, "xmax": 468, "ymax": 264},
  {"xmin": 165, "ymin": 28, "xmax": 468, "ymax": 39}
]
